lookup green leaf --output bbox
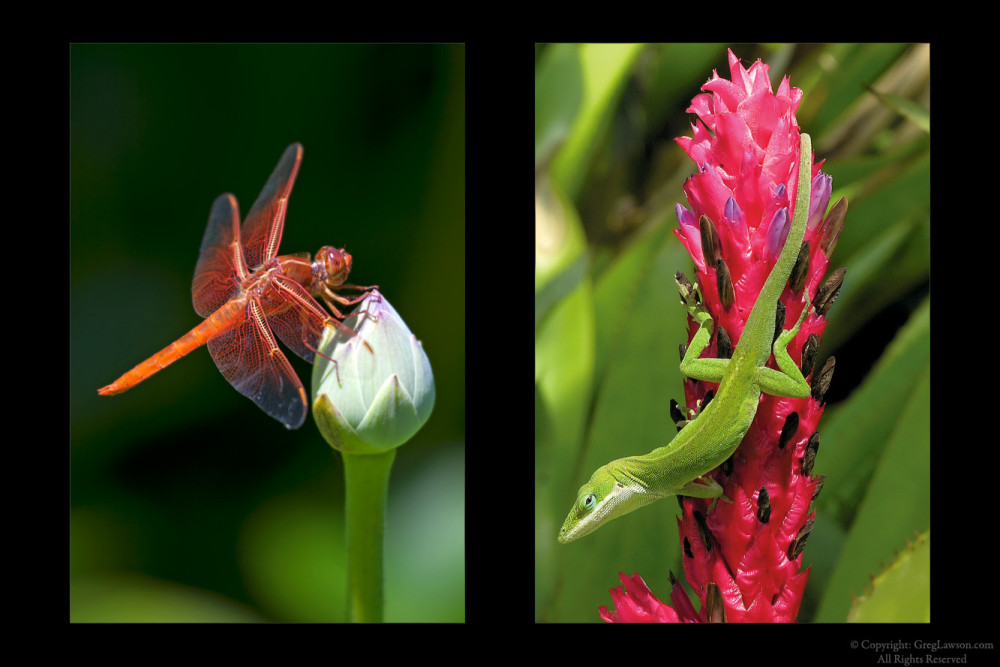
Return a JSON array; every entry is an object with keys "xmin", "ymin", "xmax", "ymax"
[
  {"xmin": 847, "ymin": 530, "xmax": 930, "ymax": 622},
  {"xmin": 71, "ymin": 573, "xmax": 262, "ymax": 622},
  {"xmin": 548, "ymin": 43, "xmax": 645, "ymax": 200},
  {"xmin": 817, "ymin": 297, "xmax": 929, "ymax": 527},
  {"xmin": 814, "ymin": 309, "xmax": 929, "ymax": 621},
  {"xmin": 535, "ymin": 44, "xmax": 585, "ymax": 170},
  {"xmin": 866, "ymin": 86, "xmax": 930, "ymax": 133},
  {"xmin": 535, "ymin": 174, "xmax": 588, "ymax": 327}
]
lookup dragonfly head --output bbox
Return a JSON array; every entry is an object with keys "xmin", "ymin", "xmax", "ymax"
[{"xmin": 316, "ymin": 246, "xmax": 353, "ymax": 288}]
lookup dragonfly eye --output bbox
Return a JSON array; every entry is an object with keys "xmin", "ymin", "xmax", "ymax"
[{"xmin": 320, "ymin": 246, "xmax": 352, "ymax": 286}]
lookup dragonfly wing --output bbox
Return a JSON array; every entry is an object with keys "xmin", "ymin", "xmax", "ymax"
[
  {"xmin": 206, "ymin": 297, "xmax": 308, "ymax": 429},
  {"xmin": 262, "ymin": 275, "xmax": 337, "ymax": 363},
  {"xmin": 241, "ymin": 143, "xmax": 303, "ymax": 271},
  {"xmin": 193, "ymin": 193, "xmax": 247, "ymax": 317}
]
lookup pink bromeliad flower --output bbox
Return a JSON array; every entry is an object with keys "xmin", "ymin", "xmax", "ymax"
[{"xmin": 601, "ymin": 49, "xmax": 846, "ymax": 623}]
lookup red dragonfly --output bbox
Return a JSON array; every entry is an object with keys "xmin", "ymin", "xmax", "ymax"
[{"xmin": 99, "ymin": 143, "xmax": 371, "ymax": 429}]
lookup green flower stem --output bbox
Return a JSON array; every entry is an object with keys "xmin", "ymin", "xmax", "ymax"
[{"xmin": 342, "ymin": 449, "xmax": 396, "ymax": 623}]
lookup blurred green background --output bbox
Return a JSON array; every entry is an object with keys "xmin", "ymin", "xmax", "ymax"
[
  {"xmin": 71, "ymin": 44, "xmax": 465, "ymax": 622},
  {"xmin": 536, "ymin": 43, "xmax": 929, "ymax": 622}
]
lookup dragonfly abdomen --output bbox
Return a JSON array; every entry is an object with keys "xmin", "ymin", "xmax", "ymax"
[{"xmin": 97, "ymin": 299, "xmax": 245, "ymax": 395}]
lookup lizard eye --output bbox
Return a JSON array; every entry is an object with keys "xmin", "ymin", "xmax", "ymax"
[{"xmin": 582, "ymin": 493, "xmax": 597, "ymax": 510}]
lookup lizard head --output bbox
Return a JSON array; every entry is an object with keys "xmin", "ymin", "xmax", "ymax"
[{"xmin": 558, "ymin": 463, "xmax": 656, "ymax": 543}]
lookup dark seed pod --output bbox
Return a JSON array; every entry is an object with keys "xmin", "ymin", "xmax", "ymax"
[
  {"xmin": 819, "ymin": 197, "xmax": 848, "ymax": 258},
  {"xmin": 669, "ymin": 398, "xmax": 686, "ymax": 430},
  {"xmin": 801, "ymin": 431, "xmax": 820, "ymax": 476},
  {"xmin": 788, "ymin": 518, "xmax": 815, "ymax": 560},
  {"xmin": 757, "ymin": 487, "xmax": 771, "ymax": 524},
  {"xmin": 773, "ymin": 300, "xmax": 786, "ymax": 348},
  {"xmin": 815, "ymin": 267, "xmax": 846, "ymax": 317},
  {"xmin": 675, "ymin": 270, "xmax": 695, "ymax": 305},
  {"xmin": 721, "ymin": 452, "xmax": 734, "ymax": 477},
  {"xmin": 716, "ymin": 258, "xmax": 735, "ymax": 310},
  {"xmin": 811, "ymin": 475, "xmax": 826, "ymax": 501},
  {"xmin": 716, "ymin": 325, "xmax": 733, "ymax": 360},
  {"xmin": 801, "ymin": 334, "xmax": 820, "ymax": 378},
  {"xmin": 700, "ymin": 215, "xmax": 721, "ymax": 268},
  {"xmin": 705, "ymin": 583, "xmax": 726, "ymax": 623},
  {"xmin": 778, "ymin": 412, "xmax": 800, "ymax": 450},
  {"xmin": 789, "ymin": 240, "xmax": 810, "ymax": 292},
  {"xmin": 693, "ymin": 510, "xmax": 712, "ymax": 552},
  {"xmin": 811, "ymin": 356, "xmax": 836, "ymax": 404}
]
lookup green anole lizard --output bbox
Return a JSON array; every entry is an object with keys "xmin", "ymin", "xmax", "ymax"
[{"xmin": 558, "ymin": 133, "xmax": 815, "ymax": 544}]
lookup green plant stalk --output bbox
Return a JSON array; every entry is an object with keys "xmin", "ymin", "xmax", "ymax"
[{"xmin": 342, "ymin": 449, "xmax": 396, "ymax": 622}]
